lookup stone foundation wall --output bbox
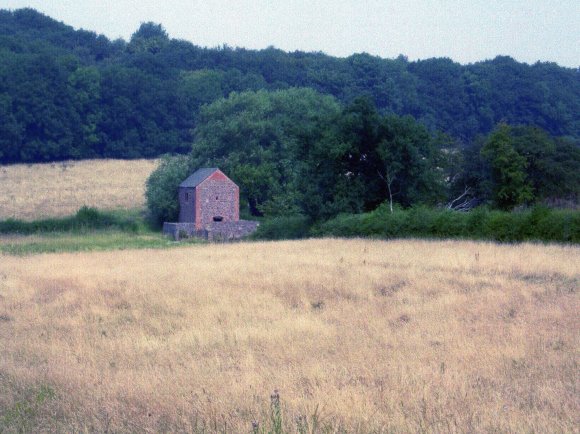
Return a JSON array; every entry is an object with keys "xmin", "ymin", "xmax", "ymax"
[
  {"xmin": 162, "ymin": 223, "xmax": 199, "ymax": 240},
  {"xmin": 163, "ymin": 220, "xmax": 259, "ymax": 241}
]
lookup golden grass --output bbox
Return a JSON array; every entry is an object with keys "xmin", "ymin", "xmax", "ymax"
[
  {"xmin": 0, "ymin": 239, "xmax": 578, "ymax": 432},
  {"xmin": 0, "ymin": 159, "xmax": 158, "ymax": 220}
]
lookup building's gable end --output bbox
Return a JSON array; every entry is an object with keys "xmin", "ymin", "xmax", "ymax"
[
  {"xmin": 195, "ymin": 168, "xmax": 236, "ymax": 189},
  {"xmin": 167, "ymin": 167, "xmax": 256, "ymax": 240},
  {"xmin": 194, "ymin": 170, "xmax": 239, "ymax": 228}
]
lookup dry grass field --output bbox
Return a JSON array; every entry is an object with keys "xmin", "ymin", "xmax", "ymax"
[
  {"xmin": 0, "ymin": 238, "xmax": 578, "ymax": 433},
  {"xmin": 0, "ymin": 159, "xmax": 158, "ymax": 220}
]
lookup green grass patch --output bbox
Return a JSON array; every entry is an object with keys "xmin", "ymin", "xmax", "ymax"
[
  {"xmin": 0, "ymin": 231, "xmax": 191, "ymax": 255},
  {"xmin": 0, "ymin": 207, "xmax": 208, "ymax": 255},
  {"xmin": 0, "ymin": 385, "xmax": 55, "ymax": 433}
]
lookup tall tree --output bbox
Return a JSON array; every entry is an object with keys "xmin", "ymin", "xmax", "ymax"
[
  {"xmin": 191, "ymin": 88, "xmax": 341, "ymax": 216},
  {"xmin": 127, "ymin": 22, "xmax": 169, "ymax": 54},
  {"xmin": 481, "ymin": 124, "xmax": 533, "ymax": 209}
]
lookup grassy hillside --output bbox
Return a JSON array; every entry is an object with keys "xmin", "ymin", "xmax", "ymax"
[
  {"xmin": 0, "ymin": 159, "xmax": 158, "ymax": 220},
  {"xmin": 1, "ymin": 239, "xmax": 577, "ymax": 432}
]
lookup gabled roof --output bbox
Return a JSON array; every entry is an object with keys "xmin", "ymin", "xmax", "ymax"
[{"xmin": 179, "ymin": 168, "xmax": 220, "ymax": 188}]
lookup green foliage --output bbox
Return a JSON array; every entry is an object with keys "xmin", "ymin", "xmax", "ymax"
[
  {"xmin": 472, "ymin": 124, "xmax": 579, "ymax": 209},
  {"xmin": 190, "ymin": 88, "xmax": 341, "ymax": 216},
  {"xmin": 269, "ymin": 390, "xmax": 283, "ymax": 434},
  {"xmin": 0, "ymin": 231, "xmax": 181, "ymax": 255},
  {"xmin": 147, "ymin": 86, "xmax": 577, "ymax": 224},
  {"xmin": 0, "ymin": 385, "xmax": 55, "ymax": 433},
  {"xmin": 378, "ymin": 114, "xmax": 445, "ymax": 207},
  {"xmin": 481, "ymin": 124, "xmax": 533, "ymax": 209},
  {"xmin": 145, "ymin": 155, "xmax": 193, "ymax": 226},
  {"xmin": 0, "ymin": 206, "xmax": 141, "ymax": 234},
  {"xmin": 0, "ymin": 208, "xmax": 189, "ymax": 255},
  {"xmin": 511, "ymin": 126, "xmax": 580, "ymax": 201},
  {"xmin": 128, "ymin": 22, "xmax": 169, "ymax": 54},
  {"xmin": 1, "ymin": 8, "xmax": 579, "ymax": 164},
  {"xmin": 296, "ymin": 98, "xmax": 445, "ymax": 220},
  {"xmin": 252, "ymin": 215, "xmax": 312, "ymax": 240},
  {"xmin": 3, "ymin": 8, "xmax": 578, "ymax": 224},
  {"xmin": 179, "ymin": 69, "xmax": 225, "ymax": 110},
  {"xmin": 315, "ymin": 205, "xmax": 579, "ymax": 243}
]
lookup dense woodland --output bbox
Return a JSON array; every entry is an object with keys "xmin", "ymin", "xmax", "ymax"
[
  {"xmin": 146, "ymin": 89, "xmax": 580, "ymax": 224},
  {"xmin": 1, "ymin": 8, "xmax": 579, "ymax": 221},
  {"xmin": 1, "ymin": 8, "xmax": 579, "ymax": 163}
]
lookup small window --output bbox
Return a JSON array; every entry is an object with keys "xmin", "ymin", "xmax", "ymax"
[
  {"xmin": 184, "ymin": 192, "xmax": 189, "ymax": 201},
  {"xmin": 216, "ymin": 196, "xmax": 219, "ymax": 200},
  {"xmin": 213, "ymin": 216, "xmax": 223, "ymax": 222}
]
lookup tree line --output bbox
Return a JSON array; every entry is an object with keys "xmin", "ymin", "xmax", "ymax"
[
  {"xmin": 1, "ymin": 8, "xmax": 579, "ymax": 164},
  {"xmin": 146, "ymin": 88, "xmax": 579, "ymax": 225}
]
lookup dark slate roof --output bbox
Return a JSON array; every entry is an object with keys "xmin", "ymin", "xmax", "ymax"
[{"xmin": 179, "ymin": 168, "xmax": 220, "ymax": 188}]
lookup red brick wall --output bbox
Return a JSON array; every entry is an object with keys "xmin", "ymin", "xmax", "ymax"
[{"xmin": 194, "ymin": 171, "xmax": 239, "ymax": 229}]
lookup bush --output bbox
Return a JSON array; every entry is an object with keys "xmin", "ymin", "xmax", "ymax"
[
  {"xmin": 405, "ymin": 206, "xmax": 436, "ymax": 236},
  {"xmin": 145, "ymin": 155, "xmax": 194, "ymax": 227},
  {"xmin": 465, "ymin": 206, "xmax": 490, "ymax": 238},
  {"xmin": 314, "ymin": 204, "xmax": 579, "ymax": 243},
  {"xmin": 430, "ymin": 210, "xmax": 464, "ymax": 238},
  {"xmin": 534, "ymin": 208, "xmax": 580, "ymax": 242},
  {"xmin": 0, "ymin": 207, "xmax": 140, "ymax": 234},
  {"xmin": 252, "ymin": 215, "xmax": 312, "ymax": 240},
  {"xmin": 484, "ymin": 210, "xmax": 519, "ymax": 241}
]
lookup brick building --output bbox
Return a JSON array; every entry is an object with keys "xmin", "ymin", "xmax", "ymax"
[
  {"xmin": 178, "ymin": 168, "xmax": 239, "ymax": 229},
  {"xmin": 163, "ymin": 168, "xmax": 258, "ymax": 240}
]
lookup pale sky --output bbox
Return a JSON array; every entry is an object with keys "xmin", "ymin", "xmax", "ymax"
[{"xmin": 3, "ymin": 0, "xmax": 579, "ymax": 67}]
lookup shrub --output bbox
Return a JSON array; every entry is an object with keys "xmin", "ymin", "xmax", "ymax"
[
  {"xmin": 535, "ymin": 209, "xmax": 580, "ymax": 242},
  {"xmin": 313, "ymin": 213, "xmax": 361, "ymax": 237},
  {"xmin": 145, "ymin": 155, "xmax": 193, "ymax": 227},
  {"xmin": 432, "ymin": 210, "xmax": 467, "ymax": 238},
  {"xmin": 0, "ymin": 207, "xmax": 139, "ymax": 234},
  {"xmin": 484, "ymin": 210, "xmax": 520, "ymax": 241},
  {"xmin": 252, "ymin": 215, "xmax": 312, "ymax": 240},
  {"xmin": 465, "ymin": 206, "xmax": 490, "ymax": 238},
  {"xmin": 405, "ymin": 206, "xmax": 436, "ymax": 236},
  {"xmin": 313, "ymin": 203, "xmax": 579, "ymax": 243}
]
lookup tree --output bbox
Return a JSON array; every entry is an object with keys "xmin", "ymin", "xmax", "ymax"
[
  {"xmin": 179, "ymin": 69, "xmax": 225, "ymax": 114},
  {"xmin": 145, "ymin": 155, "xmax": 194, "ymax": 225},
  {"xmin": 481, "ymin": 124, "xmax": 533, "ymax": 209},
  {"xmin": 67, "ymin": 66, "xmax": 102, "ymax": 158},
  {"xmin": 511, "ymin": 125, "xmax": 580, "ymax": 201},
  {"xmin": 297, "ymin": 98, "xmax": 445, "ymax": 219},
  {"xmin": 190, "ymin": 88, "xmax": 341, "ymax": 216},
  {"xmin": 0, "ymin": 94, "xmax": 22, "ymax": 162},
  {"xmin": 127, "ymin": 22, "xmax": 169, "ymax": 54},
  {"xmin": 2, "ymin": 8, "xmax": 580, "ymax": 165},
  {"xmin": 377, "ymin": 115, "xmax": 444, "ymax": 209}
]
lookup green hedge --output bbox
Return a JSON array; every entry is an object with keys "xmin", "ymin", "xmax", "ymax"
[
  {"xmin": 4, "ymin": 205, "xmax": 577, "ymax": 244},
  {"xmin": 252, "ymin": 215, "xmax": 312, "ymax": 240},
  {"xmin": 252, "ymin": 205, "xmax": 578, "ymax": 243},
  {"xmin": 316, "ymin": 205, "xmax": 579, "ymax": 243},
  {"xmin": 0, "ymin": 207, "xmax": 141, "ymax": 234}
]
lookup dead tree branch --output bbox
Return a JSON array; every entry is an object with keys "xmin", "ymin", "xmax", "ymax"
[{"xmin": 446, "ymin": 186, "xmax": 474, "ymax": 211}]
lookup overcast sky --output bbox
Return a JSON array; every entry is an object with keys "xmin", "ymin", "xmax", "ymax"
[{"xmin": 4, "ymin": 0, "xmax": 579, "ymax": 67}]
